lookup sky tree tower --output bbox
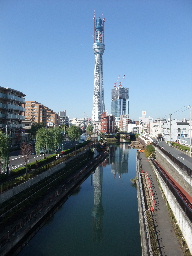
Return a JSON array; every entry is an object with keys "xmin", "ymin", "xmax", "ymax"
[{"xmin": 92, "ymin": 13, "xmax": 105, "ymax": 122}]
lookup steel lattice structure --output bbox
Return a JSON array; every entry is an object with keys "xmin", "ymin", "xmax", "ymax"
[{"xmin": 92, "ymin": 14, "xmax": 105, "ymax": 122}]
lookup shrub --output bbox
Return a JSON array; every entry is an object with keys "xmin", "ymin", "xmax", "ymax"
[
  {"xmin": 145, "ymin": 144, "xmax": 155, "ymax": 158},
  {"xmin": 171, "ymin": 142, "xmax": 189, "ymax": 152}
]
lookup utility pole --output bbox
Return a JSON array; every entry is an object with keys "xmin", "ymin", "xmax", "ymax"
[
  {"xmin": 169, "ymin": 114, "xmax": 172, "ymax": 144},
  {"xmin": 5, "ymin": 125, "xmax": 9, "ymax": 174}
]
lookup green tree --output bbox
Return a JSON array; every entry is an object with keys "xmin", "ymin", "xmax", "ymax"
[
  {"xmin": 35, "ymin": 128, "xmax": 53, "ymax": 154},
  {"xmin": 0, "ymin": 131, "xmax": 10, "ymax": 173},
  {"xmin": 68, "ymin": 126, "xmax": 82, "ymax": 141},
  {"xmin": 35, "ymin": 127, "xmax": 64, "ymax": 154},
  {"xmin": 53, "ymin": 127, "xmax": 63, "ymax": 152},
  {"xmin": 86, "ymin": 124, "xmax": 94, "ymax": 135},
  {"xmin": 30, "ymin": 122, "xmax": 45, "ymax": 140}
]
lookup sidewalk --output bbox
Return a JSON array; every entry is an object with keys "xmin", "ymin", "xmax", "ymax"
[{"xmin": 139, "ymin": 152, "xmax": 184, "ymax": 256}]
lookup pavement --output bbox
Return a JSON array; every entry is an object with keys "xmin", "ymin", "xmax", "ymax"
[{"xmin": 139, "ymin": 152, "xmax": 184, "ymax": 256}]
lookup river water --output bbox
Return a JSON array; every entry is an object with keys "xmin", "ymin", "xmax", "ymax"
[{"xmin": 18, "ymin": 145, "xmax": 141, "ymax": 256}]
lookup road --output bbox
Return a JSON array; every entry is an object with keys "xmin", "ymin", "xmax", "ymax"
[
  {"xmin": 9, "ymin": 154, "xmax": 47, "ymax": 171},
  {"xmin": 8, "ymin": 141, "xmax": 80, "ymax": 171},
  {"xmin": 158, "ymin": 141, "xmax": 192, "ymax": 170}
]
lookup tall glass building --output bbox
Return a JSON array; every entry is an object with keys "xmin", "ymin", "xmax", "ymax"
[{"xmin": 111, "ymin": 85, "xmax": 129, "ymax": 118}]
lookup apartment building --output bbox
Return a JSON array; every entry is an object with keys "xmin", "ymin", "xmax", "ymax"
[
  {"xmin": 139, "ymin": 111, "xmax": 153, "ymax": 134},
  {"xmin": 100, "ymin": 112, "xmax": 115, "ymax": 134},
  {"xmin": 0, "ymin": 86, "xmax": 25, "ymax": 145},
  {"xmin": 143, "ymin": 117, "xmax": 191, "ymax": 145},
  {"xmin": 25, "ymin": 101, "xmax": 59, "ymax": 127},
  {"xmin": 58, "ymin": 111, "xmax": 69, "ymax": 126}
]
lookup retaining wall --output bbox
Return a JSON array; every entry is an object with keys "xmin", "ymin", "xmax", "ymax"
[
  {"xmin": 151, "ymin": 162, "xmax": 192, "ymax": 254},
  {"xmin": 156, "ymin": 148, "xmax": 192, "ymax": 196},
  {"xmin": 0, "ymin": 151, "xmax": 108, "ymax": 256},
  {"xmin": 0, "ymin": 162, "xmax": 66, "ymax": 204},
  {"xmin": 0, "ymin": 150, "xmax": 90, "ymax": 204}
]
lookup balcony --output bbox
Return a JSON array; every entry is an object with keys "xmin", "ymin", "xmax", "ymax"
[
  {"xmin": 0, "ymin": 113, "xmax": 6, "ymax": 118},
  {"xmin": 0, "ymin": 103, "xmax": 6, "ymax": 109},
  {"xmin": 7, "ymin": 114, "xmax": 25, "ymax": 120},
  {"xmin": 7, "ymin": 104, "xmax": 25, "ymax": 112},
  {"xmin": 0, "ymin": 92, "xmax": 6, "ymax": 99},
  {"xmin": 9, "ymin": 123, "xmax": 24, "ymax": 128},
  {"xmin": 7, "ymin": 94, "xmax": 25, "ymax": 103}
]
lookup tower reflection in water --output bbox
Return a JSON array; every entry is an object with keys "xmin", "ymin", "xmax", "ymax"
[
  {"xmin": 92, "ymin": 166, "xmax": 104, "ymax": 241},
  {"xmin": 109, "ymin": 143, "xmax": 129, "ymax": 178},
  {"xmin": 91, "ymin": 144, "xmax": 130, "ymax": 241}
]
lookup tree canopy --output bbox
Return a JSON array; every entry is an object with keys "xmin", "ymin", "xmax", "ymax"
[
  {"xmin": 86, "ymin": 124, "xmax": 94, "ymax": 135},
  {"xmin": 67, "ymin": 126, "xmax": 82, "ymax": 141},
  {"xmin": 35, "ymin": 127, "xmax": 63, "ymax": 154},
  {"xmin": 30, "ymin": 122, "xmax": 46, "ymax": 140}
]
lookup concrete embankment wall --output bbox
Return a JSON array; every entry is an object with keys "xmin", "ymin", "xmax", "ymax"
[
  {"xmin": 156, "ymin": 148, "xmax": 192, "ymax": 196},
  {"xmin": 155, "ymin": 149, "xmax": 192, "ymax": 254},
  {"xmin": 0, "ymin": 150, "xmax": 90, "ymax": 204},
  {"xmin": 1, "ymin": 151, "xmax": 108, "ymax": 256},
  {"xmin": 151, "ymin": 161, "xmax": 192, "ymax": 254},
  {"xmin": 0, "ymin": 161, "xmax": 66, "ymax": 204}
]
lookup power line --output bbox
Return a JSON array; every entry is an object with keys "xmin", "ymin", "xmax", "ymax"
[{"xmin": 163, "ymin": 105, "xmax": 190, "ymax": 120}]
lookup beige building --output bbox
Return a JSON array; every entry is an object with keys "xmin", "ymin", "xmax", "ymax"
[
  {"xmin": 25, "ymin": 101, "xmax": 59, "ymax": 127},
  {"xmin": 0, "ymin": 86, "xmax": 25, "ymax": 145}
]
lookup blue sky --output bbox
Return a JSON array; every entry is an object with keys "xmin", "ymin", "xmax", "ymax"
[{"xmin": 0, "ymin": 0, "xmax": 191, "ymax": 121}]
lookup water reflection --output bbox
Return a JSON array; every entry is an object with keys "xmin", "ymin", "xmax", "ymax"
[
  {"xmin": 17, "ymin": 146, "xmax": 141, "ymax": 256},
  {"xmin": 92, "ymin": 166, "xmax": 104, "ymax": 241},
  {"xmin": 109, "ymin": 144, "xmax": 130, "ymax": 178},
  {"xmin": 91, "ymin": 144, "xmax": 130, "ymax": 241}
]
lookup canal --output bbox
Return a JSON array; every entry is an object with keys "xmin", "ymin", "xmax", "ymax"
[{"xmin": 18, "ymin": 145, "xmax": 141, "ymax": 256}]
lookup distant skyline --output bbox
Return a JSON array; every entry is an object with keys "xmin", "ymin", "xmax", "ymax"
[{"xmin": 0, "ymin": 0, "xmax": 191, "ymax": 121}]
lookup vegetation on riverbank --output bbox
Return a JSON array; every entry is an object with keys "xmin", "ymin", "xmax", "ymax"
[
  {"xmin": 170, "ymin": 142, "xmax": 190, "ymax": 153},
  {"xmin": 0, "ymin": 142, "xmax": 90, "ymax": 192},
  {"xmin": 145, "ymin": 144, "xmax": 155, "ymax": 158}
]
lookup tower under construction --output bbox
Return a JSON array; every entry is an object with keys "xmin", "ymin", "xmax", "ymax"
[
  {"xmin": 92, "ymin": 13, "xmax": 105, "ymax": 122},
  {"xmin": 111, "ymin": 76, "xmax": 129, "ymax": 118}
]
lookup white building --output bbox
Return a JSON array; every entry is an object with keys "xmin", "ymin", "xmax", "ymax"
[
  {"xmin": 162, "ymin": 119, "xmax": 190, "ymax": 144},
  {"xmin": 139, "ymin": 111, "xmax": 153, "ymax": 134},
  {"xmin": 148, "ymin": 118, "xmax": 191, "ymax": 145}
]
